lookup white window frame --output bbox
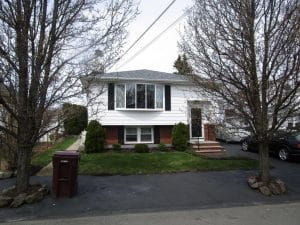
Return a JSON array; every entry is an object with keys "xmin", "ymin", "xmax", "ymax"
[
  {"xmin": 124, "ymin": 126, "xmax": 154, "ymax": 144},
  {"xmin": 115, "ymin": 83, "xmax": 164, "ymax": 111},
  {"xmin": 155, "ymin": 84, "xmax": 164, "ymax": 109},
  {"xmin": 115, "ymin": 84, "xmax": 125, "ymax": 108}
]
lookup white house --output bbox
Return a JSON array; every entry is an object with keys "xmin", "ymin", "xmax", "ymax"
[{"xmin": 82, "ymin": 70, "xmax": 220, "ymax": 148}]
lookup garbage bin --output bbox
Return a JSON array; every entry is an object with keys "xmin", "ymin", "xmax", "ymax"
[{"xmin": 52, "ymin": 151, "xmax": 80, "ymax": 198}]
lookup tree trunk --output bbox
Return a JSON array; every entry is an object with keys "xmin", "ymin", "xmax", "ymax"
[
  {"xmin": 16, "ymin": 117, "xmax": 33, "ymax": 193},
  {"xmin": 16, "ymin": 143, "xmax": 32, "ymax": 193},
  {"xmin": 258, "ymin": 140, "xmax": 270, "ymax": 183}
]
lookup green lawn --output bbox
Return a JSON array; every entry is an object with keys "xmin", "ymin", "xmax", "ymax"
[
  {"xmin": 31, "ymin": 136, "xmax": 77, "ymax": 168},
  {"xmin": 79, "ymin": 151, "xmax": 258, "ymax": 176}
]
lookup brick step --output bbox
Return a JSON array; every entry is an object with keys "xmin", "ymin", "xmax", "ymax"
[
  {"xmin": 189, "ymin": 141, "xmax": 220, "ymax": 146},
  {"xmin": 193, "ymin": 142, "xmax": 226, "ymax": 153},
  {"xmin": 194, "ymin": 149, "xmax": 225, "ymax": 153},
  {"xmin": 192, "ymin": 145, "xmax": 224, "ymax": 149}
]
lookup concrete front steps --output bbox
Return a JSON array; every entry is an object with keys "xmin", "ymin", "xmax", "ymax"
[{"xmin": 190, "ymin": 141, "xmax": 226, "ymax": 157}]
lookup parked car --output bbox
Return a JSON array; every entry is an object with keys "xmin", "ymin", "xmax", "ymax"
[
  {"xmin": 216, "ymin": 125, "xmax": 249, "ymax": 143},
  {"xmin": 241, "ymin": 131, "xmax": 300, "ymax": 161}
]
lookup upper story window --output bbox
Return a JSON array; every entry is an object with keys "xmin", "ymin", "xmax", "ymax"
[
  {"xmin": 115, "ymin": 83, "xmax": 164, "ymax": 110},
  {"xmin": 126, "ymin": 83, "xmax": 135, "ymax": 108}
]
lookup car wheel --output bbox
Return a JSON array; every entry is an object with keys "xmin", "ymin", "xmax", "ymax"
[
  {"xmin": 278, "ymin": 148, "xmax": 289, "ymax": 161},
  {"xmin": 241, "ymin": 141, "xmax": 249, "ymax": 151}
]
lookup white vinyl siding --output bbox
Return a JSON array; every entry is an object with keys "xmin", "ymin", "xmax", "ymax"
[{"xmin": 88, "ymin": 84, "xmax": 210, "ymax": 126}]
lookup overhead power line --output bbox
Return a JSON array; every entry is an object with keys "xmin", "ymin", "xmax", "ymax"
[
  {"xmin": 108, "ymin": 0, "xmax": 177, "ymax": 71},
  {"xmin": 116, "ymin": 10, "xmax": 189, "ymax": 71}
]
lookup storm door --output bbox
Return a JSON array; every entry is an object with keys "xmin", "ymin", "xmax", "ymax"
[{"xmin": 191, "ymin": 108, "xmax": 202, "ymax": 137}]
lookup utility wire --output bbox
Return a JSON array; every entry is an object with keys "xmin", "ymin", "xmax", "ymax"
[
  {"xmin": 116, "ymin": 10, "xmax": 189, "ymax": 71},
  {"xmin": 108, "ymin": 0, "xmax": 177, "ymax": 71}
]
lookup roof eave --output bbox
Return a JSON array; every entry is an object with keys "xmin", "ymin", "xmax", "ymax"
[{"xmin": 95, "ymin": 77, "xmax": 192, "ymax": 85}]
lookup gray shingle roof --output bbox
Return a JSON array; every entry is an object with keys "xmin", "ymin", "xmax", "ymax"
[{"xmin": 89, "ymin": 69, "xmax": 190, "ymax": 84}]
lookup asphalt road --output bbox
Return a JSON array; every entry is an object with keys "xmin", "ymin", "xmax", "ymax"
[
  {"xmin": 0, "ymin": 143, "xmax": 299, "ymax": 223},
  {"xmin": 3, "ymin": 203, "xmax": 300, "ymax": 225}
]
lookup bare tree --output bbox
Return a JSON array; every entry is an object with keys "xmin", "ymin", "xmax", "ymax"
[
  {"xmin": 180, "ymin": 0, "xmax": 300, "ymax": 184},
  {"xmin": 0, "ymin": 0, "xmax": 138, "ymax": 193}
]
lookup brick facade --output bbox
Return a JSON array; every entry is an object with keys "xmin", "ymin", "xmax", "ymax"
[
  {"xmin": 204, "ymin": 124, "xmax": 216, "ymax": 141},
  {"xmin": 159, "ymin": 126, "xmax": 173, "ymax": 144},
  {"xmin": 104, "ymin": 126, "xmax": 119, "ymax": 144}
]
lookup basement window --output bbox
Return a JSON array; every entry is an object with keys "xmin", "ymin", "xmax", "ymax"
[{"xmin": 125, "ymin": 127, "xmax": 153, "ymax": 144}]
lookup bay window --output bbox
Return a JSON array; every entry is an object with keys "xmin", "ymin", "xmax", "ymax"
[
  {"xmin": 137, "ymin": 84, "xmax": 146, "ymax": 108},
  {"xmin": 115, "ymin": 83, "xmax": 164, "ymax": 110},
  {"xmin": 126, "ymin": 83, "xmax": 135, "ymax": 108},
  {"xmin": 156, "ymin": 84, "xmax": 163, "ymax": 109},
  {"xmin": 147, "ymin": 85, "xmax": 155, "ymax": 109},
  {"xmin": 116, "ymin": 84, "xmax": 125, "ymax": 108}
]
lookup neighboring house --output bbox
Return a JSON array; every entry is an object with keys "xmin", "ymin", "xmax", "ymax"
[
  {"xmin": 82, "ymin": 69, "xmax": 218, "ymax": 147},
  {"xmin": 216, "ymin": 108, "xmax": 250, "ymax": 143},
  {"xmin": 284, "ymin": 114, "xmax": 300, "ymax": 131}
]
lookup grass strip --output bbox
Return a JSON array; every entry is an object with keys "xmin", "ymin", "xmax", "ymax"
[
  {"xmin": 79, "ymin": 151, "xmax": 258, "ymax": 176},
  {"xmin": 31, "ymin": 136, "xmax": 77, "ymax": 168}
]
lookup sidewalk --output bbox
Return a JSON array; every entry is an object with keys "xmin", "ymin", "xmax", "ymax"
[
  {"xmin": 3, "ymin": 202, "xmax": 300, "ymax": 225},
  {"xmin": 36, "ymin": 138, "xmax": 81, "ymax": 176}
]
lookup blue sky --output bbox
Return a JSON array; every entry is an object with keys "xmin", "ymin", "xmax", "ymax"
[{"xmin": 110, "ymin": 0, "xmax": 193, "ymax": 73}]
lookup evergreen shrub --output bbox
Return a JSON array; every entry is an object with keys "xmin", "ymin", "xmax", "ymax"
[
  {"xmin": 85, "ymin": 120, "xmax": 105, "ymax": 153},
  {"xmin": 134, "ymin": 144, "xmax": 149, "ymax": 153},
  {"xmin": 172, "ymin": 122, "xmax": 189, "ymax": 151}
]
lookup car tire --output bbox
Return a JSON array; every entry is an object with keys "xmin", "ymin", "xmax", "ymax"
[
  {"xmin": 241, "ymin": 140, "xmax": 249, "ymax": 151},
  {"xmin": 278, "ymin": 148, "xmax": 289, "ymax": 161}
]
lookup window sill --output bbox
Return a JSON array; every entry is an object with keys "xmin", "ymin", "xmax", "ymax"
[
  {"xmin": 116, "ymin": 108, "xmax": 164, "ymax": 112},
  {"xmin": 124, "ymin": 141, "xmax": 154, "ymax": 144}
]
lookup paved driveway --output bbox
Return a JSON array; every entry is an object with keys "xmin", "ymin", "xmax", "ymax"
[
  {"xmin": 1, "ymin": 144, "xmax": 300, "ymax": 223},
  {"xmin": 221, "ymin": 142, "xmax": 300, "ymax": 173}
]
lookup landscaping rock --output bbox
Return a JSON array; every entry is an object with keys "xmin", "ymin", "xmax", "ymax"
[
  {"xmin": 269, "ymin": 182, "xmax": 281, "ymax": 195},
  {"xmin": 247, "ymin": 176, "xmax": 257, "ymax": 184},
  {"xmin": 248, "ymin": 176, "xmax": 286, "ymax": 196},
  {"xmin": 25, "ymin": 185, "xmax": 49, "ymax": 204},
  {"xmin": 249, "ymin": 182, "xmax": 259, "ymax": 189},
  {"xmin": 247, "ymin": 176, "xmax": 257, "ymax": 187},
  {"xmin": 10, "ymin": 193, "xmax": 26, "ymax": 208},
  {"xmin": 0, "ymin": 184, "xmax": 49, "ymax": 208},
  {"xmin": 259, "ymin": 186, "xmax": 271, "ymax": 196},
  {"xmin": 1, "ymin": 186, "xmax": 15, "ymax": 195},
  {"xmin": 0, "ymin": 196, "xmax": 13, "ymax": 208},
  {"xmin": 0, "ymin": 171, "xmax": 13, "ymax": 179},
  {"xmin": 25, "ymin": 191, "xmax": 44, "ymax": 204},
  {"xmin": 248, "ymin": 176, "xmax": 265, "ymax": 189},
  {"xmin": 256, "ymin": 182, "xmax": 264, "ymax": 188},
  {"xmin": 38, "ymin": 186, "xmax": 50, "ymax": 196},
  {"xmin": 275, "ymin": 178, "xmax": 286, "ymax": 193}
]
